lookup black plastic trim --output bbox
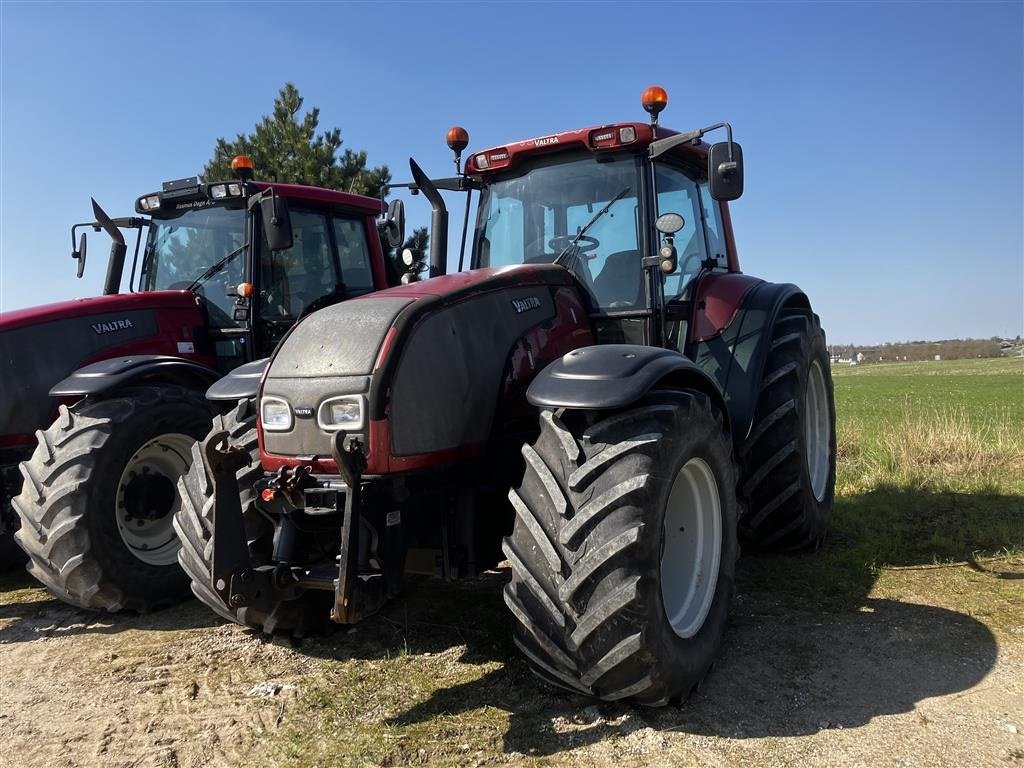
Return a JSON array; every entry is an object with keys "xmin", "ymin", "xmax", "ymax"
[
  {"xmin": 206, "ymin": 358, "xmax": 270, "ymax": 401},
  {"xmin": 526, "ymin": 344, "xmax": 723, "ymax": 411},
  {"xmin": 49, "ymin": 355, "xmax": 221, "ymax": 397},
  {"xmin": 688, "ymin": 281, "xmax": 807, "ymax": 440}
]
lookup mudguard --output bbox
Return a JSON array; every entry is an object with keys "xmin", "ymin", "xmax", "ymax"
[
  {"xmin": 526, "ymin": 344, "xmax": 727, "ymax": 419},
  {"xmin": 49, "ymin": 354, "xmax": 221, "ymax": 397},
  {"xmin": 206, "ymin": 358, "xmax": 269, "ymax": 402},
  {"xmin": 690, "ymin": 281, "xmax": 809, "ymax": 441}
]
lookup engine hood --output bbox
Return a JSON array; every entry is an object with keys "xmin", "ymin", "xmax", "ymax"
[
  {"xmin": 259, "ymin": 264, "xmax": 581, "ymax": 463},
  {"xmin": 0, "ymin": 290, "xmax": 198, "ymax": 332}
]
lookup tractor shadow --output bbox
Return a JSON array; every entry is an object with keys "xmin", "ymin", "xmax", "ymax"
[
  {"xmin": 329, "ymin": 486, "xmax": 1017, "ymax": 755},
  {"xmin": 0, "ymin": 569, "xmax": 221, "ymax": 644}
]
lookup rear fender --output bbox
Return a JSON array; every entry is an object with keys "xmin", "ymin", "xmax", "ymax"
[
  {"xmin": 526, "ymin": 344, "xmax": 729, "ymax": 429},
  {"xmin": 689, "ymin": 282, "xmax": 810, "ymax": 440},
  {"xmin": 49, "ymin": 355, "xmax": 221, "ymax": 398}
]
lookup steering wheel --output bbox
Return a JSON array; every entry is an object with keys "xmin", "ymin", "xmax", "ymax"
[{"xmin": 548, "ymin": 235, "xmax": 600, "ymax": 254}]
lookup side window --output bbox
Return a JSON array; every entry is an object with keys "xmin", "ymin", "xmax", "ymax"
[
  {"xmin": 259, "ymin": 210, "xmax": 335, "ymax": 320},
  {"xmin": 333, "ymin": 217, "xmax": 374, "ymax": 293},
  {"xmin": 479, "ymin": 194, "xmax": 524, "ymax": 267},
  {"xmin": 699, "ymin": 183, "xmax": 726, "ymax": 268},
  {"xmin": 655, "ymin": 165, "xmax": 707, "ymax": 300}
]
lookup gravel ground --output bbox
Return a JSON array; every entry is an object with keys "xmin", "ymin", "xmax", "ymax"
[{"xmin": 1, "ymin": 563, "xmax": 1021, "ymax": 768}]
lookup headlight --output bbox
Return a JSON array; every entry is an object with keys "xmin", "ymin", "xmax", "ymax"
[
  {"xmin": 209, "ymin": 184, "xmax": 228, "ymax": 200},
  {"xmin": 317, "ymin": 395, "xmax": 364, "ymax": 432},
  {"xmin": 261, "ymin": 397, "xmax": 292, "ymax": 431}
]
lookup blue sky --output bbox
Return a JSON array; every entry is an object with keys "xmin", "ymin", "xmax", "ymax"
[{"xmin": 1, "ymin": 1, "xmax": 1021, "ymax": 345}]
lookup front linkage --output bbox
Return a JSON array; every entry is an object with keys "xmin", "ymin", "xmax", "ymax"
[{"xmin": 202, "ymin": 429, "xmax": 396, "ymax": 624}]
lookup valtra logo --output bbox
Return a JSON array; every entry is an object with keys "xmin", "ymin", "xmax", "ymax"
[{"xmin": 91, "ymin": 319, "xmax": 135, "ymax": 335}]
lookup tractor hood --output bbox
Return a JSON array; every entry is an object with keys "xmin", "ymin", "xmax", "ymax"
[
  {"xmin": 259, "ymin": 264, "xmax": 588, "ymax": 469},
  {"xmin": 0, "ymin": 290, "xmax": 207, "ymax": 440},
  {"xmin": 0, "ymin": 290, "xmax": 198, "ymax": 333}
]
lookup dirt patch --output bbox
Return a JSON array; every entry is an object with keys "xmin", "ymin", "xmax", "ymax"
[
  {"xmin": 0, "ymin": 579, "xmax": 311, "ymax": 768},
  {"xmin": 2, "ymin": 564, "xmax": 1021, "ymax": 768}
]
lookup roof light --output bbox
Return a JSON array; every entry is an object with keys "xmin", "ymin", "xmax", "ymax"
[
  {"xmin": 446, "ymin": 126, "xmax": 469, "ymax": 154},
  {"xmin": 474, "ymin": 152, "xmax": 489, "ymax": 170},
  {"xmin": 210, "ymin": 184, "xmax": 228, "ymax": 200},
  {"xmin": 231, "ymin": 155, "xmax": 254, "ymax": 182},
  {"xmin": 138, "ymin": 194, "xmax": 161, "ymax": 211},
  {"xmin": 619, "ymin": 126, "xmax": 637, "ymax": 144},
  {"xmin": 641, "ymin": 86, "xmax": 669, "ymax": 122}
]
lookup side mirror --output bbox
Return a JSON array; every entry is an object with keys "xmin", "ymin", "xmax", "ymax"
[
  {"xmin": 72, "ymin": 231, "xmax": 87, "ymax": 278},
  {"xmin": 708, "ymin": 141, "xmax": 744, "ymax": 202},
  {"xmin": 260, "ymin": 193, "xmax": 293, "ymax": 252},
  {"xmin": 384, "ymin": 199, "xmax": 406, "ymax": 249}
]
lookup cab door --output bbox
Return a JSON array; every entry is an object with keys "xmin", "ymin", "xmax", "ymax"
[{"xmin": 253, "ymin": 208, "xmax": 379, "ymax": 357}]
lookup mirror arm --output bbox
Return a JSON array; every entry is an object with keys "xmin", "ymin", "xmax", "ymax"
[{"xmin": 648, "ymin": 122, "xmax": 735, "ymax": 161}]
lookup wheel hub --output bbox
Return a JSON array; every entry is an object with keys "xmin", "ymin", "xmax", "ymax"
[
  {"xmin": 660, "ymin": 457, "xmax": 722, "ymax": 639},
  {"xmin": 122, "ymin": 471, "xmax": 176, "ymax": 521},
  {"xmin": 805, "ymin": 360, "xmax": 831, "ymax": 502},
  {"xmin": 115, "ymin": 432, "xmax": 195, "ymax": 567}
]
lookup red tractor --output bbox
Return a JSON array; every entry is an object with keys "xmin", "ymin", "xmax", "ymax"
[
  {"xmin": 1, "ymin": 158, "xmax": 404, "ymax": 612},
  {"xmin": 178, "ymin": 88, "xmax": 836, "ymax": 704}
]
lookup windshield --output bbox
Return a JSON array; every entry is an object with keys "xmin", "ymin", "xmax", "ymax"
[
  {"xmin": 475, "ymin": 153, "xmax": 644, "ymax": 309},
  {"xmin": 140, "ymin": 204, "xmax": 246, "ymax": 327}
]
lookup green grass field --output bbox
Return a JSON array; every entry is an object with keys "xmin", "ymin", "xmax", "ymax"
[{"xmin": 740, "ymin": 355, "xmax": 1023, "ymax": 623}]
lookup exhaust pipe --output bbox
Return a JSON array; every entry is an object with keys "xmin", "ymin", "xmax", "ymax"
[
  {"xmin": 92, "ymin": 198, "xmax": 128, "ymax": 295},
  {"xmin": 408, "ymin": 158, "xmax": 447, "ymax": 277}
]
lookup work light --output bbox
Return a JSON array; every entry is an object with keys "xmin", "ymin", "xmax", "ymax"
[
  {"xmin": 317, "ymin": 395, "xmax": 364, "ymax": 432},
  {"xmin": 261, "ymin": 397, "xmax": 293, "ymax": 431}
]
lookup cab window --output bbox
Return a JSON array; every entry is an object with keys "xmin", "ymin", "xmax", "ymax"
[
  {"xmin": 655, "ymin": 165, "xmax": 707, "ymax": 300},
  {"xmin": 333, "ymin": 217, "xmax": 375, "ymax": 293},
  {"xmin": 258, "ymin": 210, "xmax": 337, "ymax": 321},
  {"xmin": 700, "ymin": 183, "xmax": 726, "ymax": 268}
]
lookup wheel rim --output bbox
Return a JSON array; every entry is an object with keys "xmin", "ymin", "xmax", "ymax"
[
  {"xmin": 115, "ymin": 432, "xmax": 195, "ymax": 566},
  {"xmin": 805, "ymin": 360, "xmax": 831, "ymax": 502},
  {"xmin": 660, "ymin": 457, "xmax": 722, "ymax": 639}
]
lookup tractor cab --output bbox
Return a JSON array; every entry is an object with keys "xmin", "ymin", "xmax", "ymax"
[
  {"xmin": 70, "ymin": 157, "xmax": 399, "ymax": 372},
  {"xmin": 464, "ymin": 95, "xmax": 742, "ymax": 353}
]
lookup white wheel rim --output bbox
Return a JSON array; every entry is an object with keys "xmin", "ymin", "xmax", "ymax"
[
  {"xmin": 115, "ymin": 432, "xmax": 194, "ymax": 566},
  {"xmin": 805, "ymin": 360, "xmax": 831, "ymax": 502},
  {"xmin": 660, "ymin": 457, "xmax": 722, "ymax": 639}
]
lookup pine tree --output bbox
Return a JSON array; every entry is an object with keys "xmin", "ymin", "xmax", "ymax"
[{"xmin": 202, "ymin": 83, "xmax": 391, "ymax": 198}]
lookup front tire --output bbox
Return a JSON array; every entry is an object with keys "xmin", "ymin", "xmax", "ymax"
[
  {"xmin": 738, "ymin": 307, "xmax": 836, "ymax": 551},
  {"xmin": 504, "ymin": 390, "xmax": 738, "ymax": 705},
  {"xmin": 12, "ymin": 385, "xmax": 211, "ymax": 611},
  {"xmin": 173, "ymin": 399, "xmax": 329, "ymax": 636}
]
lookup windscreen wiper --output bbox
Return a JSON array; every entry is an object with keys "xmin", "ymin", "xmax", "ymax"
[
  {"xmin": 188, "ymin": 241, "xmax": 249, "ymax": 292},
  {"xmin": 553, "ymin": 186, "xmax": 631, "ymax": 267}
]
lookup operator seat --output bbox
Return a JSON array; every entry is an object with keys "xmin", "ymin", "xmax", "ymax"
[{"xmin": 593, "ymin": 250, "xmax": 643, "ymax": 307}]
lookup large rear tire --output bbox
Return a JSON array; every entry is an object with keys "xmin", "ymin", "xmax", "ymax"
[
  {"xmin": 504, "ymin": 390, "xmax": 738, "ymax": 706},
  {"xmin": 12, "ymin": 385, "xmax": 211, "ymax": 611},
  {"xmin": 738, "ymin": 307, "xmax": 836, "ymax": 551},
  {"xmin": 173, "ymin": 399, "xmax": 329, "ymax": 636}
]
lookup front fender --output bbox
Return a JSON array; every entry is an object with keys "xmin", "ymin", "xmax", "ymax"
[
  {"xmin": 527, "ymin": 344, "xmax": 727, "ymax": 420},
  {"xmin": 49, "ymin": 354, "xmax": 221, "ymax": 397},
  {"xmin": 206, "ymin": 358, "xmax": 269, "ymax": 402}
]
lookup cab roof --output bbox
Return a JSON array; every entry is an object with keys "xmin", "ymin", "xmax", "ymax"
[{"xmin": 465, "ymin": 122, "xmax": 708, "ymax": 176}]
